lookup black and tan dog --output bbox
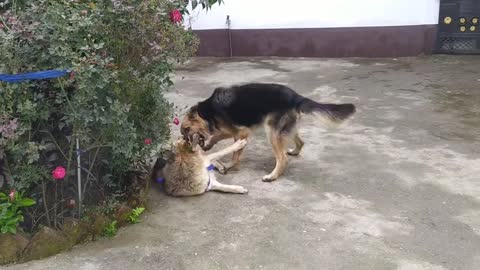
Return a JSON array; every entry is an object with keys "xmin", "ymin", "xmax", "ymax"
[{"xmin": 181, "ymin": 83, "xmax": 356, "ymax": 182}]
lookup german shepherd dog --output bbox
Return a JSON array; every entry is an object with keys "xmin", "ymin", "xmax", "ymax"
[
  {"xmin": 180, "ymin": 83, "xmax": 356, "ymax": 182},
  {"xmin": 152, "ymin": 136, "xmax": 248, "ymax": 197}
]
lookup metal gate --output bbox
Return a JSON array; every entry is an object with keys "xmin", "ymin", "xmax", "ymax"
[{"xmin": 436, "ymin": 0, "xmax": 480, "ymax": 54}]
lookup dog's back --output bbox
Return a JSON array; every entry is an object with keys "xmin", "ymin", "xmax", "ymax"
[{"xmin": 198, "ymin": 83, "xmax": 355, "ymax": 128}]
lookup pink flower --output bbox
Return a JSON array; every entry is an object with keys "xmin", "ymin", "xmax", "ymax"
[
  {"xmin": 169, "ymin": 9, "xmax": 182, "ymax": 23},
  {"xmin": 8, "ymin": 189, "xmax": 15, "ymax": 201},
  {"xmin": 52, "ymin": 166, "xmax": 66, "ymax": 180},
  {"xmin": 144, "ymin": 138, "xmax": 152, "ymax": 145},
  {"xmin": 173, "ymin": 117, "xmax": 180, "ymax": 126},
  {"xmin": 69, "ymin": 71, "xmax": 75, "ymax": 81}
]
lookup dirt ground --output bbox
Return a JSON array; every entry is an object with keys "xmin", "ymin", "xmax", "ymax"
[{"xmin": 4, "ymin": 56, "xmax": 480, "ymax": 270}]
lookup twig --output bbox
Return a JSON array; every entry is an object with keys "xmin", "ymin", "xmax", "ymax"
[
  {"xmin": 41, "ymin": 181, "xmax": 52, "ymax": 226},
  {"xmin": 54, "ymin": 182, "xmax": 58, "ymax": 229},
  {"xmin": 31, "ymin": 199, "xmax": 68, "ymax": 229},
  {"xmin": 82, "ymin": 148, "xmax": 100, "ymax": 196},
  {"xmin": 39, "ymin": 130, "xmax": 68, "ymax": 160}
]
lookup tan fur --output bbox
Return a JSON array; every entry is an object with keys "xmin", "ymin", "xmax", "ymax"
[{"xmin": 159, "ymin": 139, "xmax": 248, "ymax": 197}]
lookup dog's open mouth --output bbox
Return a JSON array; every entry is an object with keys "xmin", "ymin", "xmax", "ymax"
[
  {"xmin": 198, "ymin": 134, "xmax": 205, "ymax": 148},
  {"xmin": 191, "ymin": 133, "xmax": 206, "ymax": 149}
]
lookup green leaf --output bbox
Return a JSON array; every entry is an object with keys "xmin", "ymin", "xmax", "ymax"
[
  {"xmin": 133, "ymin": 207, "xmax": 145, "ymax": 216},
  {"xmin": 6, "ymin": 218, "xmax": 18, "ymax": 226},
  {"xmin": 7, "ymin": 225, "xmax": 16, "ymax": 234},
  {"xmin": 17, "ymin": 198, "xmax": 36, "ymax": 207}
]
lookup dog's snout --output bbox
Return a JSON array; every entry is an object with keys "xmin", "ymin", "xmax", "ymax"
[{"xmin": 191, "ymin": 133, "xmax": 200, "ymax": 146}]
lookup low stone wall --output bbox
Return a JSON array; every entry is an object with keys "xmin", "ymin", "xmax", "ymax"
[{"xmin": 0, "ymin": 203, "xmax": 137, "ymax": 265}]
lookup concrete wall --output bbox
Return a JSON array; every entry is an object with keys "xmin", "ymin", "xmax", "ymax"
[
  {"xmin": 186, "ymin": 0, "xmax": 440, "ymax": 30},
  {"xmin": 187, "ymin": 0, "xmax": 440, "ymax": 57}
]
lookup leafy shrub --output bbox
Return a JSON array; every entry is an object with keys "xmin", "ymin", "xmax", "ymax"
[
  {"xmin": 0, "ymin": 190, "xmax": 36, "ymax": 234},
  {"xmin": 103, "ymin": 220, "xmax": 118, "ymax": 237},
  {"xmin": 127, "ymin": 207, "xmax": 145, "ymax": 224},
  {"xmin": 0, "ymin": 0, "xmax": 222, "ymax": 233}
]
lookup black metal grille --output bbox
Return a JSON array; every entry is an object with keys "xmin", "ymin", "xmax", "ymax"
[
  {"xmin": 440, "ymin": 37, "xmax": 477, "ymax": 51},
  {"xmin": 436, "ymin": 0, "xmax": 480, "ymax": 54}
]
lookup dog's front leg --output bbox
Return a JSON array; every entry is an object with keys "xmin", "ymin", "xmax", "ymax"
[
  {"xmin": 206, "ymin": 139, "xmax": 247, "ymax": 163},
  {"xmin": 211, "ymin": 160, "xmax": 227, "ymax": 174},
  {"xmin": 221, "ymin": 132, "xmax": 250, "ymax": 172}
]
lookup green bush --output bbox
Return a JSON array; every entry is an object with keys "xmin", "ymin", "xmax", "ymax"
[
  {"xmin": 103, "ymin": 220, "xmax": 118, "ymax": 237},
  {"xmin": 127, "ymin": 207, "xmax": 145, "ymax": 224},
  {"xmin": 0, "ymin": 0, "xmax": 222, "ymax": 232},
  {"xmin": 0, "ymin": 190, "xmax": 36, "ymax": 234}
]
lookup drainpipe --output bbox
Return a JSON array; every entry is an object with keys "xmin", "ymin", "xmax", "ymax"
[{"xmin": 226, "ymin": 15, "xmax": 232, "ymax": 57}]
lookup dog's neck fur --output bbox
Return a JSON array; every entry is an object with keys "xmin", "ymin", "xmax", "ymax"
[{"xmin": 195, "ymin": 101, "xmax": 237, "ymax": 138}]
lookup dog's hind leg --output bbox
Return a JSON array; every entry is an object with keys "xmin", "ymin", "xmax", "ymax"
[
  {"xmin": 263, "ymin": 129, "xmax": 288, "ymax": 182},
  {"xmin": 287, "ymin": 132, "xmax": 304, "ymax": 156},
  {"xmin": 209, "ymin": 178, "xmax": 248, "ymax": 194}
]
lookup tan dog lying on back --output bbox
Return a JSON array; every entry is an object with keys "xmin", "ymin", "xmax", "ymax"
[{"xmin": 152, "ymin": 135, "xmax": 248, "ymax": 197}]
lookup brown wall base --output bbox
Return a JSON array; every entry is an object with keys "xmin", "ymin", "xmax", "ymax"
[{"xmin": 194, "ymin": 25, "xmax": 437, "ymax": 58}]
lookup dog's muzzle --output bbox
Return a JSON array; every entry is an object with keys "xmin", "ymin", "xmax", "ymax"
[{"xmin": 190, "ymin": 133, "xmax": 207, "ymax": 149}]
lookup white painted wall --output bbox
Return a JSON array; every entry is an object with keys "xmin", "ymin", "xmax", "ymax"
[{"xmin": 185, "ymin": 0, "xmax": 440, "ymax": 30}]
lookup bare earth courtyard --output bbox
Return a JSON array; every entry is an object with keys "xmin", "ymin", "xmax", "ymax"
[{"xmin": 4, "ymin": 56, "xmax": 480, "ymax": 270}]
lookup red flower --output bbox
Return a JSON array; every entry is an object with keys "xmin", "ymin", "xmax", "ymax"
[
  {"xmin": 169, "ymin": 9, "xmax": 182, "ymax": 23},
  {"xmin": 8, "ymin": 189, "xmax": 15, "ymax": 201},
  {"xmin": 52, "ymin": 166, "xmax": 66, "ymax": 180},
  {"xmin": 173, "ymin": 117, "xmax": 180, "ymax": 126},
  {"xmin": 144, "ymin": 138, "xmax": 152, "ymax": 145}
]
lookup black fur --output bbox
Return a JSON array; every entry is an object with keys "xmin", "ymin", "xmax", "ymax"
[
  {"xmin": 196, "ymin": 83, "xmax": 355, "ymax": 129},
  {"xmin": 298, "ymin": 99, "xmax": 356, "ymax": 122}
]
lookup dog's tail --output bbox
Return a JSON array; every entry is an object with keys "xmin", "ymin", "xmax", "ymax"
[{"xmin": 297, "ymin": 97, "xmax": 356, "ymax": 125}]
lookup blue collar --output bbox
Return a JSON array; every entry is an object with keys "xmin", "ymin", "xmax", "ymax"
[{"xmin": 206, "ymin": 164, "xmax": 215, "ymax": 191}]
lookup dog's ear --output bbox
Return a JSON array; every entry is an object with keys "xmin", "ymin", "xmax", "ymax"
[{"xmin": 187, "ymin": 105, "xmax": 199, "ymax": 119}]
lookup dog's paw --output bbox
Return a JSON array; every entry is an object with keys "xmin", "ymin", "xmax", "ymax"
[
  {"xmin": 233, "ymin": 139, "xmax": 247, "ymax": 151},
  {"xmin": 216, "ymin": 166, "xmax": 227, "ymax": 175},
  {"xmin": 262, "ymin": 174, "xmax": 278, "ymax": 182},
  {"xmin": 287, "ymin": 148, "xmax": 301, "ymax": 156},
  {"xmin": 237, "ymin": 186, "xmax": 249, "ymax": 194},
  {"xmin": 213, "ymin": 161, "xmax": 228, "ymax": 175}
]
